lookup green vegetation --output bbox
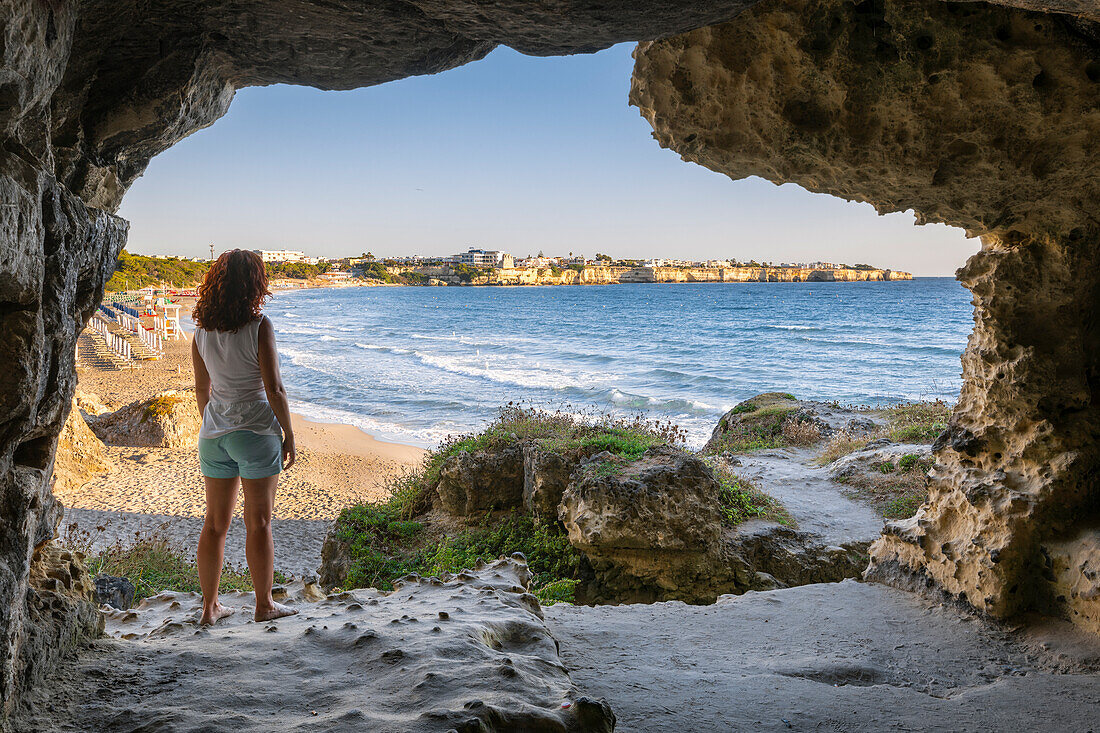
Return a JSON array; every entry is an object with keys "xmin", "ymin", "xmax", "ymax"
[
  {"xmin": 83, "ymin": 535, "xmax": 289, "ymax": 603},
  {"xmin": 266, "ymin": 261, "xmax": 329, "ymax": 280},
  {"xmin": 567, "ymin": 263, "xmax": 586, "ymax": 272},
  {"xmin": 707, "ymin": 393, "xmax": 822, "ymax": 454},
  {"xmin": 402, "ymin": 272, "xmax": 431, "ymax": 285},
  {"xmin": 816, "ymin": 433, "xmax": 872, "ymax": 464},
  {"xmin": 332, "ymin": 504, "xmax": 580, "ymax": 604},
  {"xmin": 833, "ymin": 452, "xmax": 933, "ymax": 519},
  {"xmin": 355, "ymin": 262, "xmax": 400, "ymax": 283},
  {"xmin": 419, "ymin": 404, "xmax": 685, "ymax": 498},
  {"xmin": 106, "ymin": 250, "xmax": 209, "ymax": 291},
  {"xmin": 816, "ymin": 400, "xmax": 952, "ymax": 465},
  {"xmin": 143, "ymin": 393, "xmax": 185, "ymax": 420},
  {"xmin": 880, "ymin": 401, "xmax": 951, "ymax": 443},
  {"xmin": 328, "ymin": 404, "xmax": 686, "ymax": 604},
  {"xmin": 451, "ymin": 263, "xmax": 492, "ymax": 283},
  {"xmin": 709, "ymin": 463, "xmax": 794, "ymax": 527}
]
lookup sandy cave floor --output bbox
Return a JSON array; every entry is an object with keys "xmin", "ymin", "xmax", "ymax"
[{"xmin": 545, "ymin": 580, "xmax": 1100, "ymax": 732}]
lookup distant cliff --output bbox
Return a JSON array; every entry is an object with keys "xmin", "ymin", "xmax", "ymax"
[{"xmin": 391, "ymin": 265, "xmax": 912, "ymax": 286}]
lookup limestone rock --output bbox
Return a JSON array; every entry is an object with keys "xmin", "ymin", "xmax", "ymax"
[
  {"xmin": 828, "ymin": 443, "xmax": 933, "ymax": 481},
  {"xmin": 21, "ymin": 558, "xmax": 616, "ymax": 733},
  {"xmin": 73, "ymin": 390, "xmax": 110, "ymax": 420},
  {"xmin": 521, "ymin": 443, "xmax": 613, "ymax": 523},
  {"xmin": 632, "ymin": 0, "xmax": 1100, "ymax": 633},
  {"xmin": 631, "ymin": 0, "xmax": 1100, "ymax": 239},
  {"xmin": 562, "ymin": 447, "xmax": 723, "ymax": 553},
  {"xmin": 16, "ymin": 542, "xmax": 104, "ymax": 720},
  {"xmin": 560, "ymin": 446, "xmax": 730, "ymax": 603},
  {"xmin": 435, "ymin": 443, "xmax": 526, "ymax": 516},
  {"xmin": 90, "ymin": 389, "xmax": 201, "ymax": 448},
  {"xmin": 93, "ymin": 575, "xmax": 135, "ymax": 611},
  {"xmin": 704, "ymin": 392, "xmax": 830, "ymax": 453},
  {"xmin": 52, "ymin": 398, "xmax": 111, "ymax": 495}
]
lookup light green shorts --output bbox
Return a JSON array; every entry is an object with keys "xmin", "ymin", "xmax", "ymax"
[{"xmin": 198, "ymin": 431, "xmax": 282, "ymax": 479}]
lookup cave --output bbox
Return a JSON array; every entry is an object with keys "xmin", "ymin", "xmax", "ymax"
[{"xmin": 2, "ymin": 0, "xmax": 1098, "ymax": 726}]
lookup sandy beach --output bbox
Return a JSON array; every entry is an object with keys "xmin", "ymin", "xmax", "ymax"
[{"xmin": 66, "ymin": 307, "xmax": 424, "ymax": 576}]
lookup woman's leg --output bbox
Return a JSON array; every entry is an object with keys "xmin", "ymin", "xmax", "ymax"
[
  {"xmin": 198, "ymin": 475, "xmax": 239, "ymax": 625},
  {"xmin": 241, "ymin": 475, "xmax": 297, "ymax": 621}
]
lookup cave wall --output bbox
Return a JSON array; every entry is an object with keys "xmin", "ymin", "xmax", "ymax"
[
  {"xmin": 3, "ymin": 0, "xmax": 1100, "ymax": 721},
  {"xmin": 631, "ymin": 0, "xmax": 1100, "ymax": 630},
  {"xmin": 0, "ymin": 0, "xmax": 806, "ymax": 722}
]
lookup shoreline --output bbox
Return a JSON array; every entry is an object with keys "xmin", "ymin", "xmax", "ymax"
[{"xmin": 68, "ymin": 320, "xmax": 426, "ymax": 575}]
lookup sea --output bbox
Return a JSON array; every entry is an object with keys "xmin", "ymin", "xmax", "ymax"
[{"xmin": 269, "ymin": 279, "xmax": 973, "ymax": 449}]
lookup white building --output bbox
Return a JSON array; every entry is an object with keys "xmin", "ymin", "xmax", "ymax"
[
  {"xmin": 255, "ymin": 249, "xmax": 309, "ymax": 263},
  {"xmin": 450, "ymin": 248, "xmax": 514, "ymax": 269}
]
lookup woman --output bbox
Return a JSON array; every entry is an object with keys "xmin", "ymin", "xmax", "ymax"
[{"xmin": 191, "ymin": 249, "xmax": 298, "ymax": 625}]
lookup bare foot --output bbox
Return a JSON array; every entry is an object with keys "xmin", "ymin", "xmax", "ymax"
[
  {"xmin": 255, "ymin": 602, "xmax": 298, "ymax": 622},
  {"xmin": 199, "ymin": 603, "xmax": 235, "ymax": 626}
]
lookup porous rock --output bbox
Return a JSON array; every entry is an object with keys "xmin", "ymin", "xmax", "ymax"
[
  {"xmin": 435, "ymin": 443, "xmax": 526, "ymax": 515},
  {"xmin": 90, "ymin": 389, "xmax": 201, "ymax": 448},
  {"xmin": 16, "ymin": 558, "xmax": 616, "ymax": 733},
  {"xmin": 560, "ymin": 446, "xmax": 735, "ymax": 603},
  {"xmin": 93, "ymin": 575, "xmax": 136, "ymax": 611},
  {"xmin": 632, "ymin": 0, "xmax": 1100, "ymax": 631},
  {"xmin": 51, "ymin": 397, "xmax": 111, "ymax": 495},
  {"xmin": 17, "ymin": 542, "xmax": 104, "ymax": 718}
]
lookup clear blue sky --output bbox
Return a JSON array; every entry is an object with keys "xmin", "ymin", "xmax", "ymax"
[{"xmin": 118, "ymin": 44, "xmax": 975, "ymax": 277}]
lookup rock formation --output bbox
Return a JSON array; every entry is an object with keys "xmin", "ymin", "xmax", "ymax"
[
  {"xmin": 631, "ymin": 0, "xmax": 1100, "ymax": 631},
  {"xmin": 4, "ymin": 0, "xmax": 1100, "ymax": 721},
  {"xmin": 398, "ymin": 264, "xmax": 912, "ymax": 285},
  {"xmin": 51, "ymin": 398, "xmax": 111, "ymax": 495},
  {"xmin": 322, "ymin": 432, "xmax": 870, "ymax": 605},
  {"xmin": 90, "ymin": 389, "xmax": 201, "ymax": 448},
  {"xmin": 14, "ymin": 558, "xmax": 617, "ymax": 732}
]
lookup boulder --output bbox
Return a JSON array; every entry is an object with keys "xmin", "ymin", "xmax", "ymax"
[
  {"xmin": 435, "ymin": 443, "xmax": 525, "ymax": 516},
  {"xmin": 93, "ymin": 575, "xmax": 136, "ymax": 611},
  {"xmin": 828, "ymin": 443, "xmax": 933, "ymax": 481},
  {"xmin": 521, "ymin": 444, "xmax": 613, "ymax": 524},
  {"xmin": 704, "ymin": 393, "xmax": 831, "ymax": 454},
  {"xmin": 52, "ymin": 398, "xmax": 111, "ymax": 495},
  {"xmin": 561, "ymin": 447, "xmax": 722, "ymax": 553},
  {"xmin": 91, "ymin": 390, "xmax": 201, "ymax": 448},
  {"xmin": 73, "ymin": 390, "xmax": 111, "ymax": 420},
  {"xmin": 560, "ymin": 446, "xmax": 730, "ymax": 604}
]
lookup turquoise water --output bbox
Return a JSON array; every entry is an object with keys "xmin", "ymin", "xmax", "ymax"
[{"xmin": 270, "ymin": 279, "xmax": 972, "ymax": 447}]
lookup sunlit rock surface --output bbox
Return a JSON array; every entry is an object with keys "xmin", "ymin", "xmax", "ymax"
[
  {"xmin": 631, "ymin": 0, "xmax": 1100, "ymax": 631},
  {"xmin": 90, "ymin": 389, "xmax": 201, "ymax": 449},
  {"xmin": 14, "ymin": 558, "xmax": 615, "ymax": 733}
]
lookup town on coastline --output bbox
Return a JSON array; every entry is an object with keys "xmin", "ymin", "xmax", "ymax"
[{"xmin": 109, "ymin": 246, "xmax": 912, "ymax": 293}]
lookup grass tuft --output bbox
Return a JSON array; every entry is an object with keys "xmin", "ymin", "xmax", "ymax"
[
  {"xmin": 708, "ymin": 462, "xmax": 794, "ymax": 527},
  {"xmin": 64, "ymin": 523, "xmax": 288, "ymax": 603},
  {"xmin": 334, "ymin": 507, "xmax": 582, "ymax": 604}
]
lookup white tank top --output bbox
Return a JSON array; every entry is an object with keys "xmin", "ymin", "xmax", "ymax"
[{"xmin": 194, "ymin": 316, "xmax": 282, "ymax": 439}]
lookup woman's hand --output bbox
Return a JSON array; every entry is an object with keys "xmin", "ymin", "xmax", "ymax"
[{"xmin": 282, "ymin": 436, "xmax": 297, "ymax": 471}]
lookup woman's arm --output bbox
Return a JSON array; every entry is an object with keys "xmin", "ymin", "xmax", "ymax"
[
  {"xmin": 192, "ymin": 339, "xmax": 211, "ymax": 417},
  {"xmin": 257, "ymin": 316, "xmax": 296, "ymax": 470}
]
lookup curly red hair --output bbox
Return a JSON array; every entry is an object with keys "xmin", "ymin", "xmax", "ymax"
[{"xmin": 192, "ymin": 249, "xmax": 271, "ymax": 332}]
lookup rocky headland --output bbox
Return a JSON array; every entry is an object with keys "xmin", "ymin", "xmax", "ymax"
[{"xmin": 391, "ymin": 264, "xmax": 912, "ymax": 287}]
